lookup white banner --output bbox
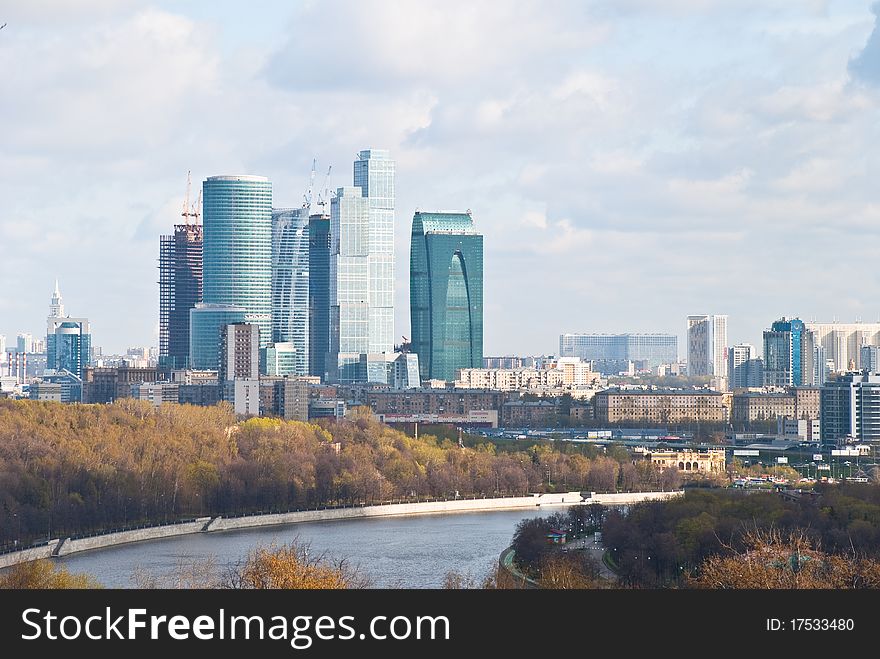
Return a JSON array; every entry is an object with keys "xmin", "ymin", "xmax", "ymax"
[
  {"xmin": 776, "ymin": 457, "xmax": 788, "ymax": 464},
  {"xmin": 817, "ymin": 464, "xmax": 830, "ymax": 470},
  {"xmin": 813, "ymin": 454, "xmax": 823, "ymax": 461},
  {"xmin": 733, "ymin": 450, "xmax": 759, "ymax": 456}
]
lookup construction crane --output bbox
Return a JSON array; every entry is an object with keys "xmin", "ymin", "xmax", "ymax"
[
  {"xmin": 302, "ymin": 158, "xmax": 317, "ymax": 209},
  {"xmin": 181, "ymin": 170, "xmax": 200, "ymax": 224},
  {"xmin": 0, "ymin": 23, "xmax": 7, "ymax": 31},
  {"xmin": 316, "ymin": 164, "xmax": 334, "ymax": 212}
]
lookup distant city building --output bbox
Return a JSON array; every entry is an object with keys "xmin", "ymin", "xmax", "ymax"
[
  {"xmin": 263, "ymin": 342, "xmax": 299, "ymax": 377},
  {"xmin": 730, "ymin": 387, "xmax": 820, "ymax": 428},
  {"xmin": 328, "ymin": 186, "xmax": 371, "ymax": 382},
  {"xmin": 271, "ymin": 208, "xmax": 309, "ymax": 376},
  {"xmin": 410, "ymin": 211, "xmax": 483, "ymax": 382},
  {"xmin": 805, "ymin": 322, "xmax": 880, "ymax": 372},
  {"xmin": 219, "ymin": 323, "xmax": 260, "ymax": 416},
  {"xmin": 559, "ymin": 333, "xmax": 677, "ymax": 374},
  {"xmin": 159, "ymin": 223, "xmax": 203, "ymax": 369},
  {"xmin": 354, "ymin": 149, "xmax": 395, "ymax": 356},
  {"xmin": 308, "ymin": 213, "xmax": 331, "ymax": 380},
  {"xmin": 728, "ymin": 344, "xmax": 763, "ymax": 389},
  {"xmin": 686, "ymin": 315, "xmax": 727, "ymax": 383},
  {"xmin": 31, "ymin": 370, "xmax": 82, "ymax": 403},
  {"xmin": 640, "ymin": 448, "xmax": 726, "ymax": 475},
  {"xmin": 46, "ymin": 305, "xmax": 91, "ymax": 381},
  {"xmin": 132, "ymin": 382, "xmax": 180, "ymax": 407},
  {"xmin": 189, "ymin": 304, "xmax": 247, "ymax": 370},
  {"xmin": 763, "ymin": 318, "xmax": 815, "ymax": 387},
  {"xmin": 260, "ymin": 376, "xmax": 309, "ymax": 421},
  {"xmin": 813, "ymin": 345, "xmax": 829, "ymax": 385},
  {"xmin": 593, "ymin": 389, "xmax": 726, "ymax": 424},
  {"xmin": 309, "ymin": 399, "xmax": 347, "ymax": 420},
  {"xmin": 860, "ymin": 345, "xmax": 880, "ymax": 373},
  {"xmin": 360, "ymin": 352, "xmax": 421, "ymax": 389},
  {"xmin": 821, "ymin": 373, "xmax": 880, "ymax": 448},
  {"xmin": 17, "ymin": 333, "xmax": 34, "ymax": 354},
  {"xmin": 219, "ymin": 323, "xmax": 260, "ymax": 383},
  {"xmin": 0, "ymin": 336, "xmax": 6, "ymax": 365},
  {"xmin": 202, "ymin": 175, "xmax": 273, "ymax": 358},
  {"xmin": 483, "ymin": 356, "xmax": 554, "ymax": 369},
  {"xmin": 82, "ymin": 366, "xmax": 161, "ymax": 404},
  {"xmin": 455, "ymin": 358, "xmax": 600, "ymax": 392},
  {"xmin": 501, "ymin": 400, "xmax": 559, "ymax": 427}
]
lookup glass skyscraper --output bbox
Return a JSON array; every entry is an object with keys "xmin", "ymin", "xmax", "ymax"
[
  {"xmin": 329, "ymin": 186, "xmax": 370, "ymax": 382},
  {"xmin": 47, "ymin": 320, "xmax": 91, "ymax": 379},
  {"xmin": 271, "ymin": 207, "xmax": 309, "ymax": 376},
  {"xmin": 410, "ymin": 211, "xmax": 484, "ymax": 382},
  {"xmin": 308, "ymin": 213, "xmax": 331, "ymax": 380},
  {"xmin": 763, "ymin": 317, "xmax": 815, "ymax": 387},
  {"xmin": 202, "ymin": 175, "xmax": 273, "ymax": 350},
  {"xmin": 159, "ymin": 223, "xmax": 202, "ymax": 369},
  {"xmin": 353, "ymin": 149, "xmax": 394, "ymax": 354}
]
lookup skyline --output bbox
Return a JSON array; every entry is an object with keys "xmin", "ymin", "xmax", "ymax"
[{"xmin": 3, "ymin": 1, "xmax": 880, "ymax": 354}]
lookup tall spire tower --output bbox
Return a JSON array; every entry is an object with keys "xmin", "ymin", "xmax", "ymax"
[{"xmin": 49, "ymin": 279, "xmax": 65, "ymax": 318}]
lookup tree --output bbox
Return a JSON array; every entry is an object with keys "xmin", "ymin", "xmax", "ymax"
[
  {"xmin": 0, "ymin": 559, "xmax": 101, "ymax": 589},
  {"xmin": 224, "ymin": 542, "xmax": 369, "ymax": 589}
]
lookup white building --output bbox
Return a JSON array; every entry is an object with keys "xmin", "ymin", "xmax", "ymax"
[
  {"xmin": 805, "ymin": 322, "xmax": 880, "ymax": 373},
  {"xmin": 687, "ymin": 315, "xmax": 728, "ymax": 387}
]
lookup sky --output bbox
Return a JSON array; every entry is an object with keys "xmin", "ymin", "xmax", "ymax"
[{"xmin": 1, "ymin": 0, "xmax": 880, "ymax": 356}]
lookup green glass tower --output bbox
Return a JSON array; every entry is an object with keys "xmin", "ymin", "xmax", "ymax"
[
  {"xmin": 201, "ymin": 175, "xmax": 273, "ymax": 356},
  {"xmin": 410, "ymin": 211, "xmax": 483, "ymax": 382}
]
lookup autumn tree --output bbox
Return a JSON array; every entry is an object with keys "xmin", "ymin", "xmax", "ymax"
[
  {"xmin": 224, "ymin": 542, "xmax": 369, "ymax": 589},
  {"xmin": 0, "ymin": 559, "xmax": 101, "ymax": 589}
]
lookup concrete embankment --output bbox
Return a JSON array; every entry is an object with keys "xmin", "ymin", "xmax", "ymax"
[
  {"xmin": 204, "ymin": 492, "xmax": 589, "ymax": 533},
  {"xmin": 0, "ymin": 490, "xmax": 683, "ymax": 567}
]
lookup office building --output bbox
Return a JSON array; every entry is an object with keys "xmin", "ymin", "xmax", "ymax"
[
  {"xmin": 763, "ymin": 318, "xmax": 815, "ymax": 387},
  {"xmin": 410, "ymin": 211, "xmax": 484, "ymax": 382},
  {"xmin": 860, "ymin": 345, "xmax": 880, "ymax": 372},
  {"xmin": 46, "ymin": 282, "xmax": 91, "ymax": 380},
  {"xmin": 263, "ymin": 342, "xmax": 300, "ymax": 377},
  {"xmin": 805, "ymin": 322, "xmax": 880, "ymax": 372},
  {"xmin": 261, "ymin": 376, "xmax": 309, "ymax": 421},
  {"xmin": 559, "ymin": 333, "xmax": 677, "ymax": 373},
  {"xmin": 728, "ymin": 344, "xmax": 763, "ymax": 389},
  {"xmin": 328, "ymin": 186, "xmax": 370, "ymax": 382},
  {"xmin": 201, "ymin": 175, "xmax": 273, "ymax": 359},
  {"xmin": 159, "ymin": 223, "xmax": 203, "ymax": 369},
  {"xmin": 82, "ymin": 366, "xmax": 161, "ymax": 404},
  {"xmin": 17, "ymin": 333, "xmax": 34, "ymax": 354},
  {"xmin": 308, "ymin": 213, "xmax": 331, "ymax": 379},
  {"xmin": 271, "ymin": 208, "xmax": 309, "ymax": 376},
  {"xmin": 813, "ymin": 345, "xmax": 829, "ymax": 385},
  {"xmin": 353, "ymin": 149, "xmax": 395, "ymax": 355},
  {"xmin": 132, "ymin": 382, "xmax": 180, "ymax": 407},
  {"xmin": 189, "ymin": 304, "xmax": 247, "ymax": 370},
  {"xmin": 821, "ymin": 373, "xmax": 880, "ymax": 448},
  {"xmin": 686, "ymin": 314, "xmax": 727, "ymax": 381},
  {"xmin": 360, "ymin": 352, "xmax": 421, "ymax": 389}
]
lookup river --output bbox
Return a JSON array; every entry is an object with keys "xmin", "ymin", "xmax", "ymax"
[{"xmin": 56, "ymin": 508, "xmax": 555, "ymax": 588}]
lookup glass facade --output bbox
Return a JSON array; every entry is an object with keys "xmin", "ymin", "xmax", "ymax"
[
  {"xmin": 354, "ymin": 149, "xmax": 395, "ymax": 354},
  {"xmin": 159, "ymin": 224, "xmax": 203, "ymax": 369},
  {"xmin": 263, "ymin": 342, "xmax": 299, "ymax": 377},
  {"xmin": 763, "ymin": 318, "xmax": 814, "ymax": 387},
  {"xmin": 271, "ymin": 208, "xmax": 309, "ymax": 376},
  {"xmin": 410, "ymin": 211, "xmax": 483, "ymax": 382},
  {"xmin": 329, "ymin": 186, "xmax": 370, "ymax": 382},
  {"xmin": 46, "ymin": 319, "xmax": 91, "ymax": 379},
  {"xmin": 308, "ymin": 213, "xmax": 331, "ymax": 379},
  {"xmin": 559, "ymin": 333, "xmax": 677, "ymax": 373},
  {"xmin": 202, "ymin": 176, "xmax": 273, "ymax": 351},
  {"xmin": 189, "ymin": 304, "xmax": 247, "ymax": 370}
]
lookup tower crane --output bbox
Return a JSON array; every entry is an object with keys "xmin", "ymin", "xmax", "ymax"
[
  {"xmin": 316, "ymin": 164, "xmax": 334, "ymax": 212},
  {"xmin": 303, "ymin": 158, "xmax": 317, "ymax": 209},
  {"xmin": 181, "ymin": 170, "xmax": 200, "ymax": 223}
]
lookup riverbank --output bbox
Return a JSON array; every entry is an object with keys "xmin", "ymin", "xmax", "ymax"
[{"xmin": 0, "ymin": 490, "xmax": 683, "ymax": 569}]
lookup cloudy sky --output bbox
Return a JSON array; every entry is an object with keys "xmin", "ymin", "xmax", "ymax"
[{"xmin": 2, "ymin": 0, "xmax": 880, "ymax": 356}]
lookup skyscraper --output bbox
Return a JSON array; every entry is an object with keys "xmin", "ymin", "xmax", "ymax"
[
  {"xmin": 353, "ymin": 149, "xmax": 395, "ymax": 354},
  {"xmin": 49, "ymin": 279, "xmax": 64, "ymax": 317},
  {"xmin": 728, "ymin": 343, "xmax": 763, "ymax": 389},
  {"xmin": 328, "ymin": 186, "xmax": 370, "ymax": 382},
  {"xmin": 159, "ymin": 223, "xmax": 203, "ymax": 369},
  {"xmin": 195, "ymin": 175, "xmax": 273, "ymax": 366},
  {"xmin": 46, "ymin": 282, "xmax": 90, "ymax": 379},
  {"xmin": 271, "ymin": 207, "xmax": 309, "ymax": 376},
  {"xmin": 763, "ymin": 317, "xmax": 815, "ymax": 387},
  {"xmin": 686, "ymin": 315, "xmax": 727, "ymax": 380},
  {"xmin": 308, "ymin": 213, "xmax": 331, "ymax": 380},
  {"xmin": 410, "ymin": 211, "xmax": 483, "ymax": 382}
]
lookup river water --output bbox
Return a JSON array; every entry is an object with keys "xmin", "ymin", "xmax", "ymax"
[{"xmin": 56, "ymin": 509, "xmax": 554, "ymax": 588}]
